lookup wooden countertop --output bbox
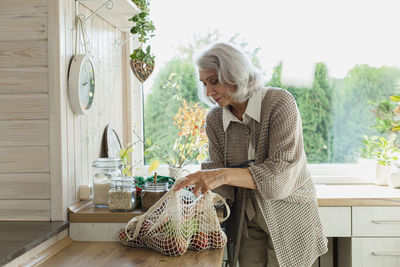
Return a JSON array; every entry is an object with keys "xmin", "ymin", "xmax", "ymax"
[
  {"xmin": 69, "ymin": 184, "xmax": 400, "ymax": 223},
  {"xmin": 316, "ymin": 184, "xmax": 400, "ymax": 206},
  {"xmin": 39, "ymin": 240, "xmax": 224, "ymax": 267}
]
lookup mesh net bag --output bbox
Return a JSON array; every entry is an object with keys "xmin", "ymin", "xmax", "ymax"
[{"xmin": 118, "ymin": 177, "xmax": 230, "ymax": 256}]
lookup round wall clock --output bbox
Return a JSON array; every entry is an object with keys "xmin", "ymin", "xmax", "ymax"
[{"xmin": 68, "ymin": 54, "xmax": 95, "ymax": 115}]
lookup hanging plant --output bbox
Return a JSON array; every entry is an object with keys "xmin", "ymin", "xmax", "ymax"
[{"xmin": 129, "ymin": 0, "xmax": 155, "ymax": 82}]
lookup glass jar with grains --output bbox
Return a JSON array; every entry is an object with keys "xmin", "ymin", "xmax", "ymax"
[
  {"xmin": 108, "ymin": 177, "xmax": 136, "ymax": 211},
  {"xmin": 92, "ymin": 158, "xmax": 123, "ymax": 207},
  {"xmin": 141, "ymin": 182, "xmax": 169, "ymax": 210}
]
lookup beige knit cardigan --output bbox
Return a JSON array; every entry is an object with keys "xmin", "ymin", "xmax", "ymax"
[{"xmin": 201, "ymin": 87, "xmax": 328, "ymax": 267}]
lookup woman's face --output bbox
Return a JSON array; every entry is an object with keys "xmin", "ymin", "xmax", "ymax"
[{"xmin": 199, "ymin": 69, "xmax": 235, "ymax": 106}]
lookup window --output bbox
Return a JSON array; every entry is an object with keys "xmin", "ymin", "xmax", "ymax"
[{"xmin": 136, "ymin": 0, "xmax": 400, "ymax": 183}]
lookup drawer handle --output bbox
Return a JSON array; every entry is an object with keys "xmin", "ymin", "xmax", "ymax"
[
  {"xmin": 372, "ymin": 252, "xmax": 400, "ymax": 256},
  {"xmin": 372, "ymin": 220, "xmax": 400, "ymax": 224}
]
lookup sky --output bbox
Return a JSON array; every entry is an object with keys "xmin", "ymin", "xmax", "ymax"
[{"xmin": 144, "ymin": 0, "xmax": 400, "ymax": 91}]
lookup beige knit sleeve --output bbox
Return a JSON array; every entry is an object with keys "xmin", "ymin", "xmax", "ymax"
[
  {"xmin": 248, "ymin": 92, "xmax": 308, "ymax": 200},
  {"xmin": 201, "ymin": 112, "xmax": 235, "ymax": 204}
]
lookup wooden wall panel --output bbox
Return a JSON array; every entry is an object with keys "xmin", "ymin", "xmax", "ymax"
[
  {"xmin": 0, "ymin": 40, "xmax": 48, "ymax": 68},
  {"xmin": 0, "ymin": 69, "xmax": 48, "ymax": 94},
  {"xmin": 0, "ymin": 94, "xmax": 48, "ymax": 120},
  {"xmin": 0, "ymin": 200, "xmax": 50, "ymax": 221},
  {"xmin": 63, "ymin": 4, "xmax": 128, "ymax": 206},
  {"xmin": 0, "ymin": 147, "xmax": 49, "ymax": 173},
  {"xmin": 0, "ymin": 0, "xmax": 50, "ymax": 221},
  {"xmin": 65, "ymin": 0, "xmax": 77, "ymax": 207},
  {"xmin": 0, "ymin": 0, "xmax": 47, "ymax": 18},
  {"xmin": 0, "ymin": 17, "xmax": 47, "ymax": 41},
  {"xmin": 0, "ymin": 173, "xmax": 49, "ymax": 199},
  {"xmin": 0, "ymin": 120, "xmax": 48, "ymax": 146},
  {"xmin": 48, "ymin": 0, "xmax": 68, "ymax": 221},
  {"xmin": 0, "ymin": 0, "xmax": 130, "ymax": 220}
]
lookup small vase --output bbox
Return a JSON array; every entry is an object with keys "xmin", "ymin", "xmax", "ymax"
[
  {"xmin": 387, "ymin": 162, "xmax": 400, "ymax": 189},
  {"xmin": 358, "ymin": 158, "xmax": 376, "ymax": 180},
  {"xmin": 168, "ymin": 166, "xmax": 190, "ymax": 180},
  {"xmin": 375, "ymin": 164, "xmax": 391, "ymax": 185}
]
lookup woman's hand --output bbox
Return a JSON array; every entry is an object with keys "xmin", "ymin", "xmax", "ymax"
[
  {"xmin": 174, "ymin": 169, "xmax": 227, "ymax": 197},
  {"xmin": 174, "ymin": 168, "xmax": 257, "ymax": 197}
]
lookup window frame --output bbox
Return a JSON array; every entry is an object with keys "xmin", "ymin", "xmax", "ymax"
[{"xmin": 134, "ymin": 81, "xmax": 375, "ymax": 185}]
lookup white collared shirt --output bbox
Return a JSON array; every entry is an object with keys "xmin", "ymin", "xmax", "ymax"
[{"xmin": 222, "ymin": 88, "xmax": 268, "ymax": 160}]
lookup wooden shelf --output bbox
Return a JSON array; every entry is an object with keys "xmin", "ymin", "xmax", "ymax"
[
  {"xmin": 78, "ymin": 0, "xmax": 140, "ymax": 31},
  {"xmin": 68, "ymin": 200, "xmax": 145, "ymax": 223},
  {"xmin": 68, "ymin": 200, "xmax": 225, "ymax": 223}
]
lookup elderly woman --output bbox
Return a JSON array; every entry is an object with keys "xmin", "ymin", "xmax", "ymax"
[{"xmin": 175, "ymin": 42, "xmax": 328, "ymax": 267}]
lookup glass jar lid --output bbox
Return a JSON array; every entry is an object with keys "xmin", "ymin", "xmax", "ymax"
[
  {"xmin": 110, "ymin": 177, "xmax": 135, "ymax": 189},
  {"xmin": 92, "ymin": 158, "xmax": 123, "ymax": 168},
  {"xmin": 143, "ymin": 182, "xmax": 169, "ymax": 192}
]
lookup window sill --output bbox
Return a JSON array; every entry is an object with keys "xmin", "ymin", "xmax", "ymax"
[{"xmin": 133, "ymin": 163, "xmax": 377, "ymax": 184}]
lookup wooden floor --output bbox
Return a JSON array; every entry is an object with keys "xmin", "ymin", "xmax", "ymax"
[{"xmin": 39, "ymin": 240, "xmax": 224, "ymax": 267}]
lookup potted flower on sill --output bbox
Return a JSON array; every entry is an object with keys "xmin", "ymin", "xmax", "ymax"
[
  {"xmin": 129, "ymin": 0, "xmax": 155, "ymax": 83},
  {"xmin": 372, "ymin": 136, "xmax": 399, "ymax": 185},
  {"xmin": 146, "ymin": 99, "xmax": 208, "ymax": 179}
]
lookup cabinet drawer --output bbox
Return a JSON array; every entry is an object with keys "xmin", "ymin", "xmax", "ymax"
[
  {"xmin": 352, "ymin": 238, "xmax": 400, "ymax": 267},
  {"xmin": 319, "ymin": 207, "xmax": 351, "ymax": 237},
  {"xmin": 353, "ymin": 207, "xmax": 400, "ymax": 236}
]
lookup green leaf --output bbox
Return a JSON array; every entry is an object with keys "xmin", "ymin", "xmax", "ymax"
[
  {"xmin": 146, "ymin": 138, "xmax": 152, "ymax": 146},
  {"xmin": 130, "ymin": 28, "xmax": 138, "ymax": 34},
  {"xmin": 148, "ymin": 160, "xmax": 159, "ymax": 174},
  {"xmin": 196, "ymin": 152, "xmax": 207, "ymax": 161},
  {"xmin": 390, "ymin": 95, "xmax": 400, "ymax": 102},
  {"xmin": 392, "ymin": 125, "xmax": 400, "ymax": 131}
]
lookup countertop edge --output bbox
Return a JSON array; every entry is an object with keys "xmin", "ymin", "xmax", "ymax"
[{"xmin": 0, "ymin": 221, "xmax": 69, "ymax": 266}]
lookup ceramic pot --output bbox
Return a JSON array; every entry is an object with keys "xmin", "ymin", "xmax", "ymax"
[
  {"xmin": 168, "ymin": 167, "xmax": 190, "ymax": 180},
  {"xmin": 375, "ymin": 164, "xmax": 391, "ymax": 185}
]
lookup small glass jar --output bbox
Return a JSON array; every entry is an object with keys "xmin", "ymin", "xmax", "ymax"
[
  {"xmin": 108, "ymin": 177, "xmax": 136, "ymax": 211},
  {"xmin": 388, "ymin": 162, "xmax": 400, "ymax": 189},
  {"xmin": 92, "ymin": 158, "xmax": 123, "ymax": 207},
  {"xmin": 141, "ymin": 182, "xmax": 169, "ymax": 210}
]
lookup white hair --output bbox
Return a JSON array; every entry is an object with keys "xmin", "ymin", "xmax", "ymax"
[{"xmin": 194, "ymin": 42, "xmax": 264, "ymax": 106}]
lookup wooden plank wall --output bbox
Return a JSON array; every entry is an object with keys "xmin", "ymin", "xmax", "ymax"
[
  {"xmin": 63, "ymin": 2, "xmax": 127, "ymax": 207},
  {"xmin": 0, "ymin": 0, "xmax": 128, "ymax": 220},
  {"xmin": 0, "ymin": 0, "xmax": 50, "ymax": 220}
]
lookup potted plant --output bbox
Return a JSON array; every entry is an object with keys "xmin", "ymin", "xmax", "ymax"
[
  {"xmin": 372, "ymin": 136, "xmax": 399, "ymax": 185},
  {"xmin": 129, "ymin": 0, "xmax": 155, "ymax": 82},
  {"xmin": 145, "ymin": 99, "xmax": 208, "ymax": 179}
]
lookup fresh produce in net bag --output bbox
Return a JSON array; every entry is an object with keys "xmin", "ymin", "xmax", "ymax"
[{"xmin": 119, "ymin": 177, "xmax": 230, "ymax": 256}]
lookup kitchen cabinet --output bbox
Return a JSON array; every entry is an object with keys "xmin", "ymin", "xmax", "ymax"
[
  {"xmin": 348, "ymin": 207, "xmax": 400, "ymax": 267},
  {"xmin": 316, "ymin": 185, "xmax": 400, "ymax": 267}
]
